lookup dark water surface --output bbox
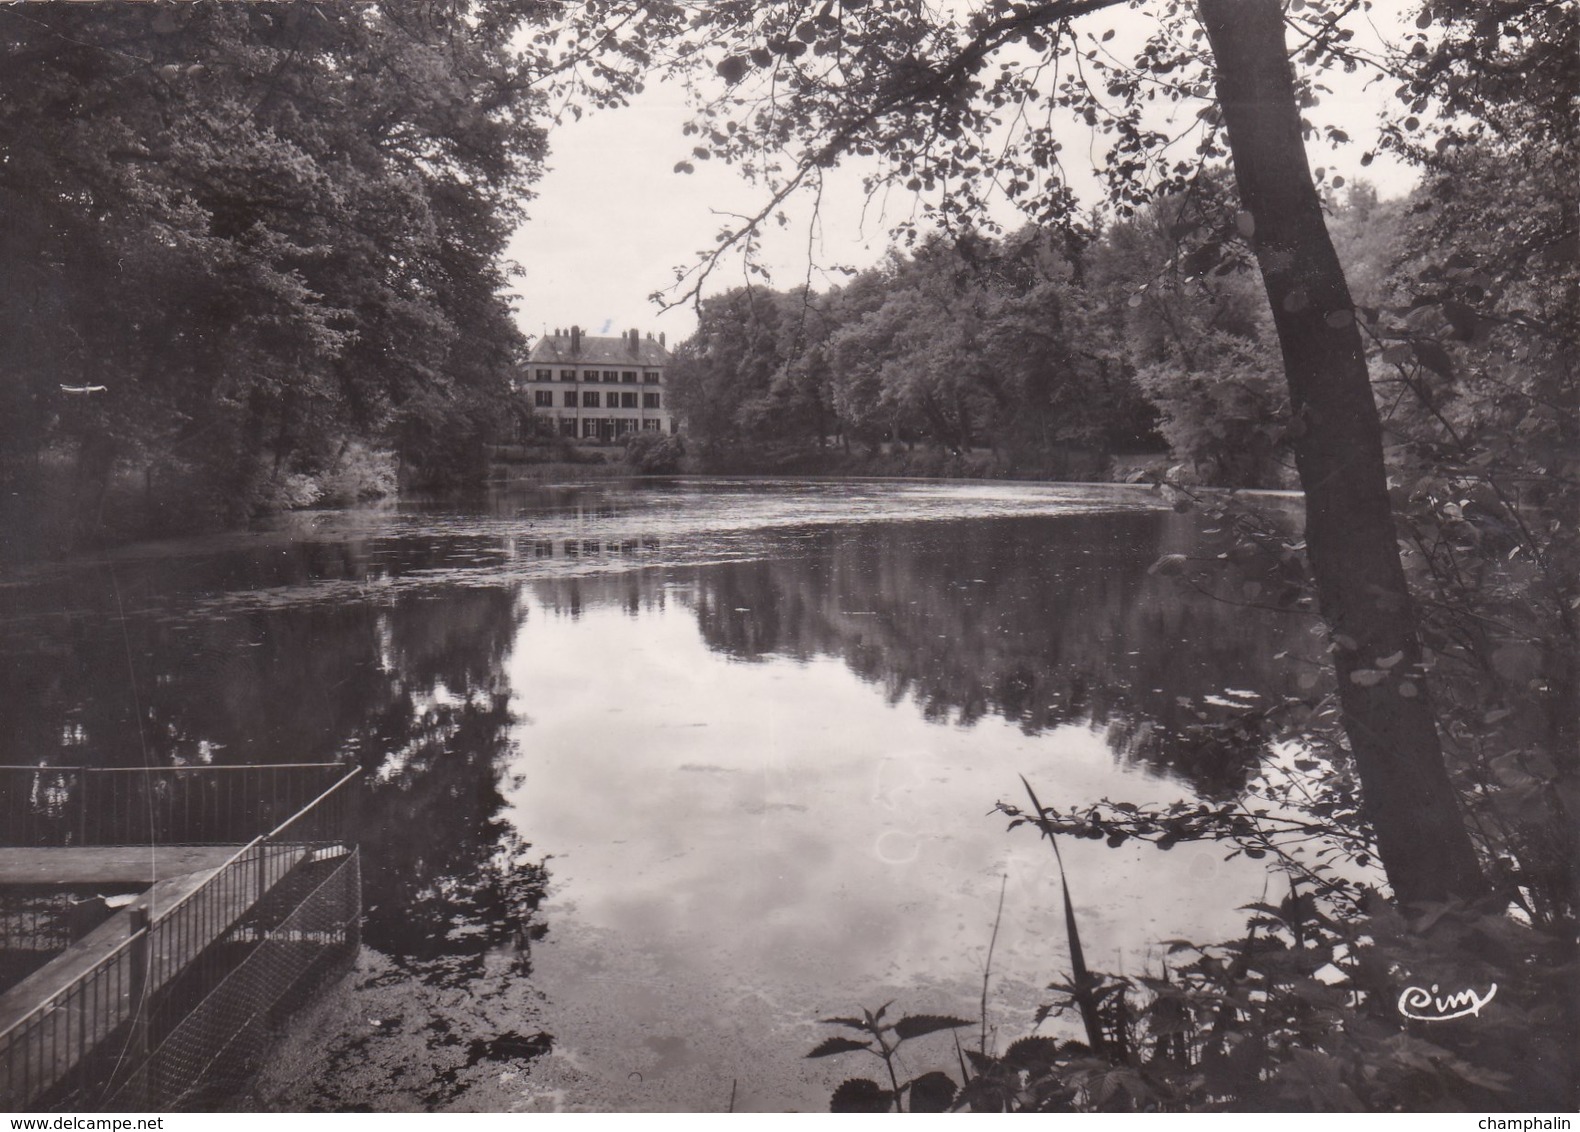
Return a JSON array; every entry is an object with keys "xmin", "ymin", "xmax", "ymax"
[{"xmin": 0, "ymin": 479, "xmax": 1320, "ymax": 1111}]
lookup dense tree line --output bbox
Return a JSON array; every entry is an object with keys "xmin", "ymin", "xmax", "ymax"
[
  {"xmin": 665, "ymin": 181, "xmax": 1382, "ymax": 489},
  {"xmin": 662, "ymin": 166, "xmax": 1510, "ymax": 499},
  {"xmin": 0, "ymin": 1, "xmax": 543, "ymax": 552}
]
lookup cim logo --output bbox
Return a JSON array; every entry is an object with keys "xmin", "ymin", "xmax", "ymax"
[{"xmin": 1397, "ymin": 982, "xmax": 1498, "ymax": 1022}]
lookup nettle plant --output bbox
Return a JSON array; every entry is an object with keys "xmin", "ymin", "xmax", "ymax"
[{"xmin": 811, "ymin": 777, "xmax": 1576, "ymax": 1112}]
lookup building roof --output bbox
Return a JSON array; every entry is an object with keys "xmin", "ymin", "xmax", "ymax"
[{"xmin": 528, "ymin": 330, "xmax": 669, "ymax": 367}]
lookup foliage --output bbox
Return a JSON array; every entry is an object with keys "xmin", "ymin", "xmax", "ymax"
[
  {"xmin": 810, "ymin": 774, "xmax": 1575, "ymax": 1112},
  {"xmin": 1090, "ymin": 177, "xmax": 1291, "ymax": 487},
  {"xmin": 622, "ymin": 430, "xmax": 685, "ymax": 474},
  {"xmin": 0, "ymin": 1, "xmax": 543, "ymax": 547},
  {"xmin": 806, "ymin": 1003, "xmax": 974, "ymax": 1112},
  {"xmin": 1358, "ymin": 0, "xmax": 1578, "ymax": 930},
  {"xmin": 667, "ymin": 227, "xmax": 1165, "ymax": 471}
]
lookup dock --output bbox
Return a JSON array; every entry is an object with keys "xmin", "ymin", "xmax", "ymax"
[{"xmin": 0, "ymin": 764, "xmax": 360, "ymax": 1110}]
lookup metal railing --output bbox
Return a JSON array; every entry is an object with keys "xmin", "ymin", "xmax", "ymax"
[
  {"xmin": 110, "ymin": 851, "xmax": 361, "ymax": 1110},
  {"xmin": 0, "ymin": 768, "xmax": 361, "ymax": 1109},
  {"xmin": 0, "ymin": 763, "xmax": 347, "ymax": 848}
]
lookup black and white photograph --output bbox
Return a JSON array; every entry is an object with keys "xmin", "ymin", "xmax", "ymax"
[{"xmin": 0, "ymin": 0, "xmax": 1574, "ymax": 1117}]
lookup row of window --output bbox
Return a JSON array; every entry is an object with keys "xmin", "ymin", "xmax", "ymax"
[
  {"xmin": 558, "ymin": 418, "xmax": 667, "ymax": 439},
  {"xmin": 534, "ymin": 391, "xmax": 661, "ymax": 409},
  {"xmin": 533, "ymin": 369, "xmax": 660, "ymax": 385},
  {"xmin": 522, "ymin": 536, "xmax": 662, "ymax": 558}
]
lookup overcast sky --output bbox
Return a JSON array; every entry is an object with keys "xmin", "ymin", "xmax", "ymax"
[{"xmin": 504, "ymin": 5, "xmax": 1422, "ymax": 346}]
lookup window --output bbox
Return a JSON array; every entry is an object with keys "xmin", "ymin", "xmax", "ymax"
[
  {"xmin": 560, "ymin": 369, "xmax": 575, "ymax": 382},
  {"xmin": 643, "ymin": 372, "xmax": 659, "ymax": 384},
  {"xmin": 582, "ymin": 419, "xmax": 599, "ymax": 439},
  {"xmin": 559, "ymin": 419, "xmax": 576, "ymax": 437},
  {"xmin": 535, "ymin": 368, "xmax": 552, "ymax": 382},
  {"xmin": 562, "ymin": 390, "xmax": 576, "ymax": 407},
  {"xmin": 583, "ymin": 390, "xmax": 600, "ymax": 408},
  {"xmin": 643, "ymin": 392, "xmax": 661, "ymax": 409},
  {"xmin": 621, "ymin": 392, "xmax": 637, "ymax": 409},
  {"xmin": 643, "ymin": 419, "xmax": 661, "ymax": 431},
  {"xmin": 604, "ymin": 370, "xmax": 619, "ymax": 383},
  {"xmin": 622, "ymin": 371, "xmax": 637, "ymax": 383},
  {"xmin": 534, "ymin": 390, "xmax": 552, "ymax": 407}
]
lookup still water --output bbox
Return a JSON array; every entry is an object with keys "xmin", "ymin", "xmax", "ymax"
[{"xmin": 0, "ymin": 479, "xmax": 1319, "ymax": 1111}]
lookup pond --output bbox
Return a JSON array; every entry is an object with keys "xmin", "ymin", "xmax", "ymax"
[{"xmin": 0, "ymin": 479, "xmax": 1324, "ymax": 1112}]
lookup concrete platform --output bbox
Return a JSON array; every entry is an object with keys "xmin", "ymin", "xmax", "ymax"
[
  {"xmin": 0, "ymin": 846, "xmax": 242, "ymax": 888},
  {"xmin": 0, "ymin": 843, "xmax": 307, "ymax": 1103}
]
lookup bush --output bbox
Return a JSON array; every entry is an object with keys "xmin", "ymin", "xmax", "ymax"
[{"xmin": 623, "ymin": 431, "xmax": 685, "ymax": 474}]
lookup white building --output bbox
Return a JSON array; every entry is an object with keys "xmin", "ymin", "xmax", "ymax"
[{"xmin": 522, "ymin": 326, "xmax": 675, "ymax": 441}]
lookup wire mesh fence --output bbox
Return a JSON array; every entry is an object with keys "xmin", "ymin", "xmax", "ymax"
[
  {"xmin": 107, "ymin": 851, "xmax": 361, "ymax": 1111},
  {"xmin": 0, "ymin": 768, "xmax": 361, "ymax": 1110},
  {"xmin": 0, "ymin": 764, "xmax": 346, "ymax": 848}
]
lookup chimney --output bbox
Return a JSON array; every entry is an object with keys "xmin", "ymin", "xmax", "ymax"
[
  {"xmin": 659, "ymin": 332, "xmax": 666, "ymax": 349},
  {"xmin": 570, "ymin": 325, "xmax": 581, "ymax": 354},
  {"xmin": 628, "ymin": 328, "xmax": 639, "ymax": 356}
]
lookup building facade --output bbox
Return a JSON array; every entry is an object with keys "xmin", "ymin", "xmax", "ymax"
[{"xmin": 522, "ymin": 325, "xmax": 675, "ymax": 441}]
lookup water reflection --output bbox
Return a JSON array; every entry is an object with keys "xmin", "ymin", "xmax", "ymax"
[
  {"xmin": 0, "ymin": 482, "xmax": 1319, "ymax": 1110},
  {"xmin": 529, "ymin": 512, "xmax": 1315, "ymax": 796}
]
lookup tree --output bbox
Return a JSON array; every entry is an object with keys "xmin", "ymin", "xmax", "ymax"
[
  {"xmin": 665, "ymin": 286, "xmax": 793, "ymax": 467},
  {"xmin": 1195, "ymin": 0, "xmax": 1485, "ymax": 902},
  {"xmin": 551, "ymin": 0, "xmax": 1490, "ymax": 903},
  {"xmin": 0, "ymin": 1, "xmax": 543, "ymax": 546}
]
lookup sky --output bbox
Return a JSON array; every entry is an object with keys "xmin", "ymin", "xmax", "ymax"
[{"xmin": 503, "ymin": 4, "xmax": 1424, "ymax": 346}]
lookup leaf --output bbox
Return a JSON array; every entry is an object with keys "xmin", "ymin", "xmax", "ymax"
[
  {"xmin": 892, "ymin": 1014, "xmax": 974, "ymax": 1041},
  {"xmin": 1002, "ymin": 1036, "xmax": 1062, "ymax": 1070},
  {"xmin": 1381, "ymin": 342, "xmax": 1415, "ymax": 366},
  {"xmin": 1183, "ymin": 241, "xmax": 1222, "ymax": 276},
  {"xmin": 715, "ymin": 55, "xmax": 749, "ymax": 84},
  {"xmin": 907, "ymin": 1071, "xmax": 957, "ymax": 1112},
  {"xmin": 1489, "ymin": 753, "xmax": 1540, "ymax": 789},
  {"xmin": 1441, "ymin": 299, "xmax": 1479, "ymax": 340},
  {"xmin": 807, "ymin": 1036, "xmax": 872, "ymax": 1058},
  {"xmin": 1349, "ymin": 668, "xmax": 1387, "ymax": 687},
  {"xmin": 830, "ymin": 1077, "xmax": 892, "ymax": 1112},
  {"xmin": 1490, "ymin": 642, "xmax": 1542, "ymax": 683},
  {"xmin": 1411, "ymin": 339, "xmax": 1454, "ymax": 378}
]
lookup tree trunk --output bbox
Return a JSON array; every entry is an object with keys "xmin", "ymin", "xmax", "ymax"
[{"xmin": 1198, "ymin": 0, "xmax": 1487, "ymax": 905}]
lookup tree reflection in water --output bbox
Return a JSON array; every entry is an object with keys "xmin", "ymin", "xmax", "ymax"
[
  {"xmin": 529, "ymin": 510, "xmax": 1319, "ymax": 799},
  {"xmin": 0, "ymin": 491, "xmax": 1325, "ymax": 1109},
  {"xmin": 0, "ymin": 577, "xmax": 552, "ymax": 985}
]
